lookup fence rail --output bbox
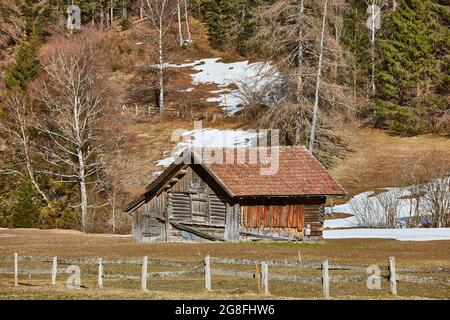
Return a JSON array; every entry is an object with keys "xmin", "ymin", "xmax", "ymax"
[{"xmin": 1, "ymin": 253, "xmax": 448, "ymax": 298}]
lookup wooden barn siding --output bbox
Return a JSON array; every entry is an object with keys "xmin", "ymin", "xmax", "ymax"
[
  {"xmin": 133, "ymin": 164, "xmax": 326, "ymax": 242},
  {"xmin": 166, "ymin": 166, "xmax": 228, "ymax": 241},
  {"xmin": 169, "ymin": 167, "xmax": 227, "ymax": 226},
  {"xmin": 304, "ymin": 204, "xmax": 324, "ymax": 237},
  {"xmin": 239, "ymin": 197, "xmax": 326, "ymax": 238},
  {"xmin": 138, "ymin": 192, "xmax": 168, "ymax": 242},
  {"xmin": 241, "ymin": 205, "xmax": 305, "ymax": 230}
]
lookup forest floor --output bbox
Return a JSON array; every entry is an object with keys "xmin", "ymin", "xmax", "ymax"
[{"xmin": 0, "ymin": 229, "xmax": 448, "ymax": 300}]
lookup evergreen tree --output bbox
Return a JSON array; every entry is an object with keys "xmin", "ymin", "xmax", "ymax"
[
  {"xmin": 10, "ymin": 178, "xmax": 42, "ymax": 228},
  {"xmin": 374, "ymin": 0, "xmax": 439, "ymax": 135},
  {"xmin": 4, "ymin": 38, "xmax": 41, "ymax": 91},
  {"xmin": 341, "ymin": 0, "xmax": 371, "ymax": 90},
  {"xmin": 194, "ymin": 0, "xmax": 267, "ymax": 53}
]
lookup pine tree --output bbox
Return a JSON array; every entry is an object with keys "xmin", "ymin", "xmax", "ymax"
[
  {"xmin": 195, "ymin": 0, "xmax": 267, "ymax": 52},
  {"xmin": 202, "ymin": 0, "xmax": 234, "ymax": 50},
  {"xmin": 341, "ymin": 0, "xmax": 371, "ymax": 90},
  {"xmin": 4, "ymin": 38, "xmax": 41, "ymax": 91},
  {"xmin": 374, "ymin": 0, "xmax": 436, "ymax": 135},
  {"xmin": 10, "ymin": 178, "xmax": 42, "ymax": 228}
]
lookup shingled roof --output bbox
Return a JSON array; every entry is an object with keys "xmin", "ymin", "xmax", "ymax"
[
  {"xmin": 124, "ymin": 146, "xmax": 346, "ymax": 213},
  {"xmin": 204, "ymin": 147, "xmax": 346, "ymax": 197}
]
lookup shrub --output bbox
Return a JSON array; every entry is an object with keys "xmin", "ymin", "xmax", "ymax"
[{"xmin": 10, "ymin": 178, "xmax": 42, "ymax": 228}]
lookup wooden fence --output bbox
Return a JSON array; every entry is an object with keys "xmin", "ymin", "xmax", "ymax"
[
  {"xmin": 1, "ymin": 253, "xmax": 448, "ymax": 298},
  {"xmin": 118, "ymin": 103, "xmax": 229, "ymax": 122}
]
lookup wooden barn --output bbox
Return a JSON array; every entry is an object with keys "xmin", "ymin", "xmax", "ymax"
[{"xmin": 124, "ymin": 146, "xmax": 346, "ymax": 243}]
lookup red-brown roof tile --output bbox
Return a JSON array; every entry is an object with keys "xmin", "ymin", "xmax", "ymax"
[{"xmin": 198, "ymin": 147, "xmax": 346, "ymax": 196}]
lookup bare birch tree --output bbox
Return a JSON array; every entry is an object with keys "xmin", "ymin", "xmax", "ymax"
[
  {"xmin": 143, "ymin": 0, "xmax": 177, "ymax": 114},
  {"xmin": 36, "ymin": 39, "xmax": 106, "ymax": 232},
  {"xmin": 308, "ymin": 0, "xmax": 327, "ymax": 153},
  {"xmin": 251, "ymin": 0, "xmax": 351, "ymax": 164},
  {"xmin": 297, "ymin": 0, "xmax": 305, "ymax": 102},
  {"xmin": 366, "ymin": 0, "xmax": 387, "ymax": 95},
  {"xmin": 183, "ymin": 0, "xmax": 191, "ymax": 44},
  {"xmin": 1, "ymin": 94, "xmax": 49, "ymax": 204},
  {"xmin": 110, "ymin": 0, "xmax": 115, "ymax": 25},
  {"xmin": 177, "ymin": 0, "xmax": 183, "ymax": 45},
  {"xmin": 408, "ymin": 151, "xmax": 450, "ymax": 228}
]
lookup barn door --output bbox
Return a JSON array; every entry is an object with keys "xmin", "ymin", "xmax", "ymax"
[
  {"xmin": 191, "ymin": 192, "xmax": 209, "ymax": 222},
  {"xmin": 190, "ymin": 181, "xmax": 209, "ymax": 222},
  {"xmin": 141, "ymin": 200, "xmax": 166, "ymax": 242}
]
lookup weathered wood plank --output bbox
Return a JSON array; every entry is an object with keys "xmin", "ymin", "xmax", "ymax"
[
  {"xmin": 224, "ymin": 203, "xmax": 240, "ymax": 241},
  {"xmin": 397, "ymin": 274, "xmax": 450, "ymax": 285},
  {"xmin": 261, "ymin": 262, "xmax": 269, "ymax": 295},
  {"xmin": 141, "ymin": 256, "xmax": 148, "ymax": 291},
  {"xmin": 51, "ymin": 256, "xmax": 57, "ymax": 285},
  {"xmin": 205, "ymin": 255, "xmax": 211, "ymax": 291},
  {"xmin": 14, "ymin": 253, "xmax": 18, "ymax": 287},
  {"xmin": 98, "ymin": 258, "xmax": 103, "ymax": 289},
  {"xmin": 322, "ymin": 260, "xmax": 330, "ymax": 299},
  {"xmin": 389, "ymin": 257, "xmax": 397, "ymax": 295}
]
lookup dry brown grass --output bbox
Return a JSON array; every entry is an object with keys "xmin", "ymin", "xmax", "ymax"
[
  {"xmin": 331, "ymin": 126, "xmax": 450, "ymax": 195},
  {"xmin": 1, "ymin": 228, "xmax": 449, "ymax": 267},
  {"xmin": 0, "ymin": 229, "xmax": 449, "ymax": 300}
]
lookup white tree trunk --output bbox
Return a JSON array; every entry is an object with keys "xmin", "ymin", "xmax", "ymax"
[
  {"xmin": 75, "ymin": 97, "xmax": 88, "ymax": 232},
  {"xmin": 159, "ymin": 20, "xmax": 164, "ymax": 114},
  {"xmin": 183, "ymin": 0, "xmax": 191, "ymax": 43},
  {"xmin": 22, "ymin": 128, "xmax": 49, "ymax": 205},
  {"xmin": 77, "ymin": 148, "xmax": 89, "ymax": 232},
  {"xmin": 308, "ymin": 0, "xmax": 327, "ymax": 153},
  {"xmin": 111, "ymin": 194, "xmax": 116, "ymax": 234},
  {"xmin": 370, "ymin": 0, "xmax": 376, "ymax": 95},
  {"xmin": 177, "ymin": 0, "xmax": 183, "ymax": 45},
  {"xmin": 297, "ymin": 0, "xmax": 305, "ymax": 102},
  {"xmin": 122, "ymin": 0, "xmax": 127, "ymax": 19},
  {"xmin": 100, "ymin": 7, "xmax": 104, "ymax": 30},
  {"xmin": 6, "ymin": 97, "xmax": 49, "ymax": 205},
  {"xmin": 110, "ymin": 0, "xmax": 114, "ymax": 25}
]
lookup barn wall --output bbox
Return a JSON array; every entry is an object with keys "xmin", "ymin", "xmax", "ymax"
[
  {"xmin": 240, "ymin": 204, "xmax": 305, "ymax": 239},
  {"xmin": 239, "ymin": 197, "xmax": 326, "ymax": 239},
  {"xmin": 139, "ymin": 191, "xmax": 168, "ymax": 243},
  {"xmin": 132, "ymin": 164, "xmax": 326, "ymax": 242},
  {"xmin": 137, "ymin": 166, "xmax": 229, "ymax": 242}
]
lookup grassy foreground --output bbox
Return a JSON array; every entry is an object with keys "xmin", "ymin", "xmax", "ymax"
[{"xmin": 0, "ymin": 228, "xmax": 448, "ymax": 300}]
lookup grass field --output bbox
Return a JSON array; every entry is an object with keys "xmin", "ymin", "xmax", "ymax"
[
  {"xmin": 0, "ymin": 229, "xmax": 449, "ymax": 300},
  {"xmin": 330, "ymin": 127, "xmax": 450, "ymax": 195}
]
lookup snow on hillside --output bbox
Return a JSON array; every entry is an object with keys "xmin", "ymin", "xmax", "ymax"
[
  {"xmin": 324, "ymin": 187, "xmax": 430, "ymax": 229},
  {"xmin": 323, "ymin": 228, "xmax": 450, "ymax": 241},
  {"xmin": 155, "ymin": 128, "xmax": 260, "ymax": 167},
  {"xmin": 165, "ymin": 58, "xmax": 278, "ymax": 114}
]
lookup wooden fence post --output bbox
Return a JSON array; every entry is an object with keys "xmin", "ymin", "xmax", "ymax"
[
  {"xmin": 141, "ymin": 256, "xmax": 148, "ymax": 291},
  {"xmin": 389, "ymin": 257, "xmax": 397, "ymax": 295},
  {"xmin": 322, "ymin": 259, "xmax": 330, "ymax": 299},
  {"xmin": 98, "ymin": 258, "xmax": 104, "ymax": 289},
  {"xmin": 14, "ymin": 253, "xmax": 18, "ymax": 287},
  {"xmin": 204, "ymin": 255, "xmax": 211, "ymax": 291},
  {"xmin": 51, "ymin": 256, "xmax": 57, "ymax": 285},
  {"xmin": 255, "ymin": 263, "xmax": 261, "ymax": 293},
  {"xmin": 261, "ymin": 262, "xmax": 269, "ymax": 295}
]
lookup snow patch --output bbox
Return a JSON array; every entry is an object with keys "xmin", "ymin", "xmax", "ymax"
[
  {"xmin": 323, "ymin": 228, "xmax": 450, "ymax": 241},
  {"xmin": 155, "ymin": 128, "xmax": 260, "ymax": 167},
  {"xmin": 324, "ymin": 187, "xmax": 430, "ymax": 229},
  {"xmin": 163, "ymin": 58, "xmax": 278, "ymax": 114}
]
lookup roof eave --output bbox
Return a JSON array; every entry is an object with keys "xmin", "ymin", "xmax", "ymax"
[{"xmin": 234, "ymin": 193, "xmax": 346, "ymax": 199}]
